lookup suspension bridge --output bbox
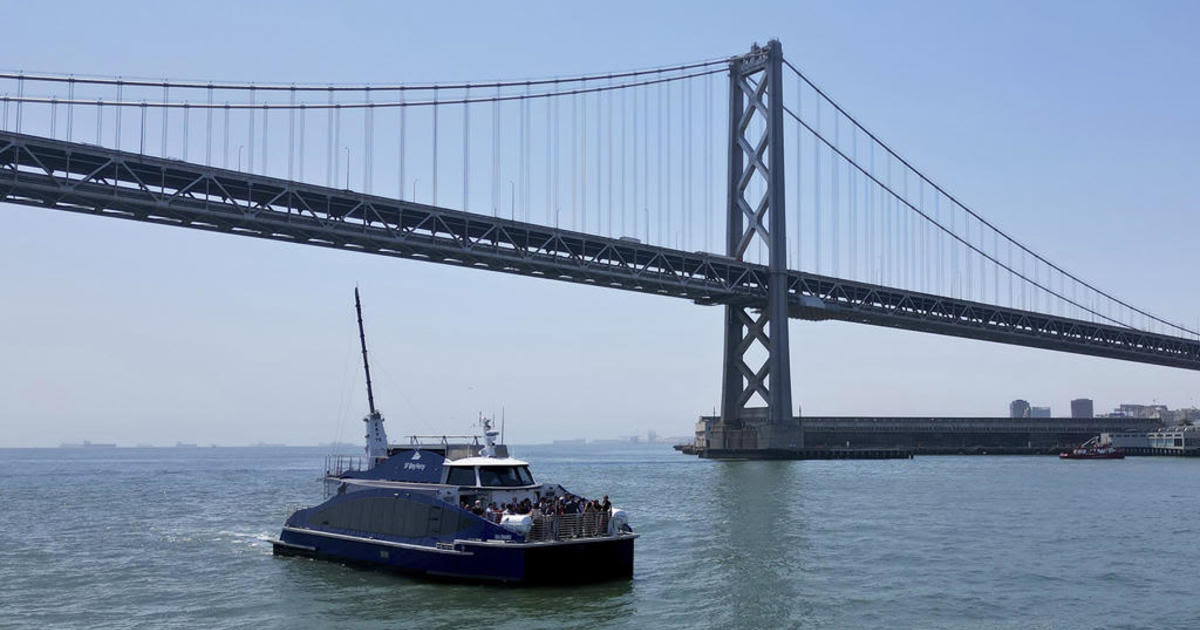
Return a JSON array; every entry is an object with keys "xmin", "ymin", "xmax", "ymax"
[{"xmin": 2, "ymin": 40, "xmax": 1196, "ymax": 452}]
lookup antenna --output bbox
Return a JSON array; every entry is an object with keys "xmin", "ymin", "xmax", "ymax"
[{"xmin": 354, "ymin": 287, "xmax": 377, "ymax": 415}]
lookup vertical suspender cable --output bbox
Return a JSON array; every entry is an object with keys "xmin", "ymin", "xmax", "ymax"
[
  {"xmin": 832, "ymin": 112, "xmax": 839, "ymax": 277},
  {"xmin": 517, "ymin": 85, "xmax": 525, "ymax": 219},
  {"xmin": 206, "ymin": 85, "xmax": 213, "ymax": 166},
  {"xmin": 632, "ymin": 85, "xmax": 639, "ymax": 239},
  {"xmin": 139, "ymin": 101, "xmax": 146, "ymax": 154},
  {"xmin": 596, "ymin": 89, "xmax": 602, "ymax": 234},
  {"xmin": 224, "ymin": 104, "xmax": 231, "ymax": 169},
  {"xmin": 493, "ymin": 85, "xmax": 500, "ymax": 216},
  {"xmin": 334, "ymin": 104, "xmax": 342, "ymax": 187},
  {"xmin": 664, "ymin": 81, "xmax": 671, "ymax": 247},
  {"xmin": 248, "ymin": 86, "xmax": 256, "ymax": 173},
  {"xmin": 524, "ymin": 83, "xmax": 531, "ymax": 221},
  {"xmin": 114, "ymin": 79, "xmax": 122, "ymax": 149},
  {"xmin": 552, "ymin": 88, "xmax": 560, "ymax": 226},
  {"xmin": 462, "ymin": 85, "xmax": 470, "ymax": 210},
  {"xmin": 299, "ymin": 103, "xmax": 306, "ymax": 181},
  {"xmin": 813, "ymin": 97, "xmax": 821, "ymax": 274},
  {"xmin": 850, "ymin": 126, "xmax": 858, "ymax": 279},
  {"xmin": 182, "ymin": 103, "xmax": 189, "ymax": 161},
  {"xmin": 288, "ymin": 87, "xmax": 296, "ymax": 181},
  {"xmin": 399, "ymin": 89, "xmax": 406, "ymax": 199},
  {"xmin": 571, "ymin": 92, "xmax": 577, "ymax": 227},
  {"xmin": 581, "ymin": 91, "xmax": 588, "ymax": 231},
  {"xmin": 14, "ymin": 73, "xmax": 22, "ymax": 133},
  {"xmin": 620, "ymin": 83, "xmax": 627, "ymax": 238},
  {"xmin": 262, "ymin": 104, "xmax": 269, "ymax": 175},
  {"xmin": 326, "ymin": 89, "xmax": 334, "ymax": 186},
  {"xmin": 432, "ymin": 85, "xmax": 439, "ymax": 205},
  {"xmin": 643, "ymin": 83, "xmax": 650, "ymax": 242},
  {"xmin": 706, "ymin": 72, "xmax": 713, "ymax": 254},
  {"xmin": 364, "ymin": 87, "xmax": 373, "ymax": 193},
  {"xmin": 795, "ymin": 79, "xmax": 801, "ymax": 269},
  {"xmin": 656, "ymin": 82, "xmax": 663, "ymax": 245},
  {"xmin": 607, "ymin": 82, "xmax": 614, "ymax": 237},
  {"xmin": 67, "ymin": 77, "xmax": 74, "ymax": 141},
  {"xmin": 686, "ymin": 76, "xmax": 696, "ymax": 248},
  {"xmin": 161, "ymin": 83, "xmax": 169, "ymax": 157}
]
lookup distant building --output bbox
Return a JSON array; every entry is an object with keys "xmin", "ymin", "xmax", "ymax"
[
  {"xmin": 1070, "ymin": 398, "xmax": 1094, "ymax": 419},
  {"xmin": 1030, "ymin": 406, "xmax": 1052, "ymax": 418},
  {"xmin": 1114, "ymin": 404, "xmax": 1168, "ymax": 419},
  {"xmin": 1161, "ymin": 407, "xmax": 1200, "ymax": 425},
  {"xmin": 1010, "ymin": 399, "xmax": 1031, "ymax": 418}
]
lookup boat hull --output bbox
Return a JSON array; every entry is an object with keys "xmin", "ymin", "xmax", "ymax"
[{"xmin": 273, "ymin": 526, "xmax": 636, "ymax": 585}]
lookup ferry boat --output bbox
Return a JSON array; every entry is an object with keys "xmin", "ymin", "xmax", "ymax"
[
  {"xmin": 270, "ymin": 290, "xmax": 636, "ymax": 584},
  {"xmin": 1059, "ymin": 436, "xmax": 1125, "ymax": 460}
]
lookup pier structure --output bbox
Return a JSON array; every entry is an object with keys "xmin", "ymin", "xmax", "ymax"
[{"xmin": 691, "ymin": 411, "xmax": 1165, "ymax": 457}]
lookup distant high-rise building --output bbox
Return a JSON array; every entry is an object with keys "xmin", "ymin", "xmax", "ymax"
[
  {"xmin": 1071, "ymin": 398, "xmax": 1094, "ymax": 418},
  {"xmin": 1010, "ymin": 399, "xmax": 1031, "ymax": 418},
  {"xmin": 1030, "ymin": 406, "xmax": 1052, "ymax": 418}
]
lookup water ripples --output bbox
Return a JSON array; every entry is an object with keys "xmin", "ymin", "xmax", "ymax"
[{"xmin": 3, "ymin": 447, "xmax": 1200, "ymax": 628}]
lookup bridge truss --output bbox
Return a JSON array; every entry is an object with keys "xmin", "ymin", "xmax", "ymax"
[{"xmin": 3, "ymin": 127, "xmax": 1198, "ymax": 371}]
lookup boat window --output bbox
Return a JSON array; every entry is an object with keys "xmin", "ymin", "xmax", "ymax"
[
  {"xmin": 446, "ymin": 466, "xmax": 477, "ymax": 486},
  {"xmin": 516, "ymin": 466, "xmax": 535, "ymax": 485},
  {"xmin": 477, "ymin": 466, "xmax": 532, "ymax": 487}
]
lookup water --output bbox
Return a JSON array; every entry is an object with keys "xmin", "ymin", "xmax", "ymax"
[{"xmin": 3, "ymin": 445, "xmax": 1199, "ymax": 629}]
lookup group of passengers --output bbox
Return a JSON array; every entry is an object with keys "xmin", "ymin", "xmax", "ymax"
[{"xmin": 461, "ymin": 493, "xmax": 612, "ymax": 523}]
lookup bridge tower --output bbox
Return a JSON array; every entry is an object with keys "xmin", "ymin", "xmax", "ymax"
[{"xmin": 711, "ymin": 40, "xmax": 803, "ymax": 454}]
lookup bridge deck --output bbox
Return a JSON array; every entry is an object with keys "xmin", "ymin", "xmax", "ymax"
[{"xmin": 2, "ymin": 129, "xmax": 1198, "ymax": 370}]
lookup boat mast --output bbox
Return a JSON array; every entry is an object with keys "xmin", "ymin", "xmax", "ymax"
[
  {"xmin": 355, "ymin": 287, "xmax": 377, "ymax": 416},
  {"xmin": 355, "ymin": 287, "xmax": 388, "ymax": 468}
]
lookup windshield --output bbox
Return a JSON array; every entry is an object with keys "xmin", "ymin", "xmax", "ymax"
[{"xmin": 477, "ymin": 465, "xmax": 535, "ymax": 487}]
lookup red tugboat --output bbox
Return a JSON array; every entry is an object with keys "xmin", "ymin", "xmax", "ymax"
[{"xmin": 1059, "ymin": 436, "xmax": 1125, "ymax": 460}]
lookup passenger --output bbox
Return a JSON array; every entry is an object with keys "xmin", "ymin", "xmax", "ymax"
[
  {"xmin": 601, "ymin": 495, "xmax": 612, "ymax": 514},
  {"xmin": 472, "ymin": 500, "xmax": 485, "ymax": 516}
]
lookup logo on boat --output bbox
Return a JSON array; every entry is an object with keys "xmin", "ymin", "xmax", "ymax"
[{"xmin": 404, "ymin": 450, "xmax": 426, "ymax": 471}]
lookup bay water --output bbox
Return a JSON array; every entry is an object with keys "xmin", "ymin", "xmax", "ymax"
[{"xmin": 2, "ymin": 445, "xmax": 1198, "ymax": 629}]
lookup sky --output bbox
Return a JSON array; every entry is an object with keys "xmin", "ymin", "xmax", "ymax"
[{"xmin": 2, "ymin": 1, "xmax": 1199, "ymax": 446}]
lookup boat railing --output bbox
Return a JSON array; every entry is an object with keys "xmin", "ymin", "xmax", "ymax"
[
  {"xmin": 524, "ymin": 512, "xmax": 611, "ymax": 542},
  {"xmin": 325, "ymin": 454, "xmax": 366, "ymax": 477},
  {"xmin": 407, "ymin": 434, "xmax": 481, "ymax": 447}
]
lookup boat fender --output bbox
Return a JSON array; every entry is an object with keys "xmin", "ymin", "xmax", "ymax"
[
  {"xmin": 499, "ymin": 514, "xmax": 532, "ymax": 536},
  {"xmin": 608, "ymin": 508, "xmax": 630, "ymax": 535}
]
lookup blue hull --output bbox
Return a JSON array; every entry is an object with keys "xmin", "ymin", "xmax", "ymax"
[{"xmin": 273, "ymin": 527, "xmax": 635, "ymax": 585}]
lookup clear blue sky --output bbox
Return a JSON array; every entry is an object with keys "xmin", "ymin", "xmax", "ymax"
[{"xmin": 2, "ymin": 1, "xmax": 1199, "ymax": 446}]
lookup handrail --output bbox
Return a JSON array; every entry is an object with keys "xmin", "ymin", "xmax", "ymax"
[{"xmin": 525, "ymin": 512, "xmax": 611, "ymax": 542}]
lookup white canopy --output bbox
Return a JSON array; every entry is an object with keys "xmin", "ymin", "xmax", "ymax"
[{"xmin": 445, "ymin": 456, "xmax": 529, "ymax": 467}]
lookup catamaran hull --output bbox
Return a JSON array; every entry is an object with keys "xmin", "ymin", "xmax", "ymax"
[{"xmin": 273, "ymin": 527, "xmax": 635, "ymax": 584}]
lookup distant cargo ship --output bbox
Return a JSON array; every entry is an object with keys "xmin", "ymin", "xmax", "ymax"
[{"xmin": 59, "ymin": 440, "xmax": 117, "ymax": 448}]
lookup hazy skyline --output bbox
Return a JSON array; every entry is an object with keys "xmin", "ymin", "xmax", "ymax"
[{"xmin": 3, "ymin": 1, "xmax": 1200, "ymax": 447}]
